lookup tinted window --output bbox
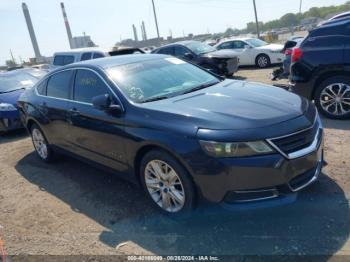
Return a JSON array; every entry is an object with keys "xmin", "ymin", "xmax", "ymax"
[
  {"xmin": 218, "ymin": 41, "xmax": 234, "ymax": 50},
  {"xmin": 81, "ymin": 52, "xmax": 92, "ymax": 61},
  {"xmin": 36, "ymin": 79, "xmax": 47, "ymax": 95},
  {"xmin": 156, "ymin": 46, "xmax": 174, "ymax": 55},
  {"xmin": 233, "ymin": 41, "xmax": 246, "ymax": 49},
  {"xmin": 47, "ymin": 70, "xmax": 73, "ymax": 99},
  {"xmin": 174, "ymin": 46, "xmax": 189, "ymax": 57},
  {"xmin": 93, "ymin": 53, "xmax": 105, "ymax": 59},
  {"xmin": 185, "ymin": 42, "xmax": 216, "ymax": 55},
  {"xmin": 74, "ymin": 70, "xmax": 111, "ymax": 103},
  {"xmin": 53, "ymin": 55, "xmax": 75, "ymax": 66}
]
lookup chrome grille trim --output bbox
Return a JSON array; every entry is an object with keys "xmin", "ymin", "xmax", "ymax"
[{"xmin": 266, "ymin": 113, "xmax": 322, "ymax": 159}]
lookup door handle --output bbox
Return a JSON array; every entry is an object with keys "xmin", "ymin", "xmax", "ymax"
[{"xmin": 69, "ymin": 108, "xmax": 80, "ymax": 116}]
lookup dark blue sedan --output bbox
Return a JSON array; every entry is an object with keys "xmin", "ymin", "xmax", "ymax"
[
  {"xmin": 0, "ymin": 69, "xmax": 46, "ymax": 133},
  {"xmin": 17, "ymin": 55, "xmax": 324, "ymax": 214}
]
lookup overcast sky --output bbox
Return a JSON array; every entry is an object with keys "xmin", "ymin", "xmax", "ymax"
[{"xmin": 0, "ymin": 0, "xmax": 347, "ymax": 65}]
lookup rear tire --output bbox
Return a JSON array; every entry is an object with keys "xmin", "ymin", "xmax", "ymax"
[
  {"xmin": 314, "ymin": 76, "xmax": 350, "ymax": 120},
  {"xmin": 140, "ymin": 150, "xmax": 195, "ymax": 214},
  {"xmin": 30, "ymin": 124, "xmax": 54, "ymax": 162},
  {"xmin": 255, "ymin": 54, "xmax": 271, "ymax": 68}
]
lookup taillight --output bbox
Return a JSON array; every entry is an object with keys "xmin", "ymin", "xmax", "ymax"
[
  {"xmin": 291, "ymin": 47, "xmax": 303, "ymax": 63},
  {"xmin": 285, "ymin": 49, "xmax": 292, "ymax": 56}
]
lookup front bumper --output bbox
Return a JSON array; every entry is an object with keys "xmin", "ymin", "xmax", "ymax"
[
  {"xmin": 191, "ymin": 124, "xmax": 324, "ymax": 206},
  {"xmin": 290, "ymin": 81, "xmax": 314, "ymax": 100},
  {"xmin": 0, "ymin": 111, "xmax": 23, "ymax": 132}
]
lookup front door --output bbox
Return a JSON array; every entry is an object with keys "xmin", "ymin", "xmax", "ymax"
[{"xmin": 67, "ymin": 69, "xmax": 128, "ymax": 172}]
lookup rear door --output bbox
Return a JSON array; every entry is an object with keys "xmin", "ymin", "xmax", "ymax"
[
  {"xmin": 41, "ymin": 69, "xmax": 74, "ymax": 149},
  {"xmin": 345, "ymin": 24, "xmax": 350, "ymax": 64},
  {"xmin": 66, "ymin": 68, "xmax": 128, "ymax": 172}
]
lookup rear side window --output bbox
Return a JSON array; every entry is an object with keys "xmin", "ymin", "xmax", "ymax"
[
  {"xmin": 36, "ymin": 79, "xmax": 47, "ymax": 95},
  {"xmin": 81, "ymin": 52, "xmax": 92, "ymax": 61},
  {"xmin": 156, "ymin": 46, "xmax": 174, "ymax": 55},
  {"xmin": 93, "ymin": 53, "xmax": 105, "ymax": 59},
  {"xmin": 53, "ymin": 55, "xmax": 75, "ymax": 66},
  {"xmin": 73, "ymin": 69, "xmax": 111, "ymax": 103},
  {"xmin": 47, "ymin": 70, "xmax": 73, "ymax": 99}
]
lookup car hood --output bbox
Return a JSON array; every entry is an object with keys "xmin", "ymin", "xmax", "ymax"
[
  {"xmin": 201, "ymin": 49, "xmax": 239, "ymax": 59},
  {"xmin": 0, "ymin": 89, "xmax": 24, "ymax": 105},
  {"xmin": 256, "ymin": 44, "xmax": 284, "ymax": 51},
  {"xmin": 141, "ymin": 80, "xmax": 309, "ymax": 133}
]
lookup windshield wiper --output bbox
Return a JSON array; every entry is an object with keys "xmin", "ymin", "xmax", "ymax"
[
  {"xmin": 141, "ymin": 95, "xmax": 170, "ymax": 103},
  {"xmin": 182, "ymin": 81, "xmax": 219, "ymax": 95},
  {"xmin": 0, "ymin": 88, "xmax": 25, "ymax": 94}
]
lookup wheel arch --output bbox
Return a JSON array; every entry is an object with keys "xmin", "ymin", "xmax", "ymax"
[
  {"xmin": 26, "ymin": 118, "xmax": 41, "ymax": 132},
  {"xmin": 133, "ymin": 143, "xmax": 196, "ymax": 186}
]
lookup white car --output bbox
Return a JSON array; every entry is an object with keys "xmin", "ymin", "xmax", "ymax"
[
  {"xmin": 50, "ymin": 48, "xmax": 107, "ymax": 69},
  {"xmin": 214, "ymin": 38, "xmax": 284, "ymax": 68}
]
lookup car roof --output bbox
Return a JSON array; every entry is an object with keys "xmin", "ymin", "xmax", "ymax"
[
  {"xmin": 219, "ymin": 37, "xmax": 253, "ymax": 43},
  {"xmin": 53, "ymin": 47, "xmax": 108, "ymax": 56},
  {"xmin": 51, "ymin": 54, "xmax": 169, "ymax": 72},
  {"xmin": 329, "ymin": 11, "xmax": 350, "ymax": 21},
  {"xmin": 156, "ymin": 40, "xmax": 201, "ymax": 49}
]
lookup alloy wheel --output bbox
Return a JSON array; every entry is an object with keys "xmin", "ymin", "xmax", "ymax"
[
  {"xmin": 144, "ymin": 160, "xmax": 185, "ymax": 212},
  {"xmin": 32, "ymin": 128, "xmax": 48, "ymax": 159},
  {"xmin": 258, "ymin": 56, "xmax": 268, "ymax": 68},
  {"xmin": 320, "ymin": 83, "xmax": 350, "ymax": 116}
]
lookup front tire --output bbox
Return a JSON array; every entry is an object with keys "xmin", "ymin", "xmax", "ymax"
[
  {"xmin": 140, "ymin": 150, "xmax": 195, "ymax": 214},
  {"xmin": 314, "ymin": 76, "xmax": 350, "ymax": 120},
  {"xmin": 255, "ymin": 54, "xmax": 271, "ymax": 68},
  {"xmin": 30, "ymin": 124, "xmax": 54, "ymax": 162}
]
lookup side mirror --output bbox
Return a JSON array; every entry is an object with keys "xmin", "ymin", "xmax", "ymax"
[
  {"xmin": 244, "ymin": 45, "xmax": 251, "ymax": 49},
  {"xmin": 92, "ymin": 94, "xmax": 122, "ymax": 113},
  {"xmin": 183, "ymin": 52, "xmax": 194, "ymax": 60}
]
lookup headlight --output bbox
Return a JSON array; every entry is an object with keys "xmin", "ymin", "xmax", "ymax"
[
  {"xmin": 0, "ymin": 103, "xmax": 17, "ymax": 111},
  {"xmin": 199, "ymin": 140, "xmax": 274, "ymax": 157}
]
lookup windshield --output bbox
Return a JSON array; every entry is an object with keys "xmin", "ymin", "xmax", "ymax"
[
  {"xmin": 245, "ymin": 38, "xmax": 269, "ymax": 47},
  {"xmin": 185, "ymin": 41, "xmax": 216, "ymax": 55},
  {"xmin": 107, "ymin": 57, "xmax": 220, "ymax": 103},
  {"xmin": 0, "ymin": 71, "xmax": 40, "ymax": 93}
]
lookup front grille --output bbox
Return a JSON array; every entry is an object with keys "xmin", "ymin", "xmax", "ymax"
[
  {"xmin": 226, "ymin": 58, "xmax": 238, "ymax": 73},
  {"xmin": 270, "ymin": 120, "xmax": 320, "ymax": 155}
]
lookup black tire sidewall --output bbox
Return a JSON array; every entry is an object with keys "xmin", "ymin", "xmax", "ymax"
[
  {"xmin": 314, "ymin": 76, "xmax": 350, "ymax": 120},
  {"xmin": 30, "ymin": 124, "xmax": 53, "ymax": 162},
  {"xmin": 256, "ymin": 54, "xmax": 271, "ymax": 68},
  {"xmin": 139, "ymin": 150, "xmax": 195, "ymax": 214}
]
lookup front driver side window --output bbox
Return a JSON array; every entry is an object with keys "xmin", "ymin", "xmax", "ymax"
[
  {"xmin": 74, "ymin": 69, "xmax": 112, "ymax": 104},
  {"xmin": 218, "ymin": 42, "xmax": 233, "ymax": 50},
  {"xmin": 233, "ymin": 41, "xmax": 246, "ymax": 49}
]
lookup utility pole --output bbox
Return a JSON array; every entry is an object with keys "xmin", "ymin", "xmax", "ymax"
[
  {"xmin": 151, "ymin": 0, "xmax": 160, "ymax": 39},
  {"xmin": 10, "ymin": 49, "xmax": 16, "ymax": 64},
  {"xmin": 299, "ymin": 0, "xmax": 303, "ymax": 13},
  {"xmin": 252, "ymin": 0, "xmax": 260, "ymax": 38}
]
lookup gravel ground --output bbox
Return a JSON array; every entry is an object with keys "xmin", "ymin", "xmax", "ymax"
[{"xmin": 0, "ymin": 67, "xmax": 349, "ymax": 259}]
